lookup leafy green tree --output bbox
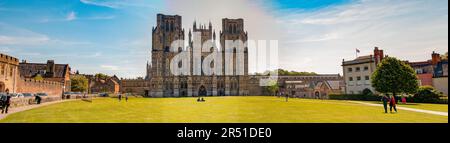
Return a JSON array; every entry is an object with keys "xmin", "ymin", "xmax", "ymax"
[
  {"xmin": 95, "ymin": 73, "xmax": 109, "ymax": 80},
  {"xmin": 371, "ymin": 57, "xmax": 419, "ymax": 97},
  {"xmin": 33, "ymin": 74, "xmax": 44, "ymax": 81},
  {"xmin": 264, "ymin": 80, "xmax": 279, "ymax": 96},
  {"xmin": 362, "ymin": 88, "xmax": 373, "ymax": 95},
  {"xmin": 71, "ymin": 75, "xmax": 88, "ymax": 92},
  {"xmin": 441, "ymin": 52, "xmax": 448, "ymax": 61},
  {"xmin": 257, "ymin": 69, "xmax": 317, "ymax": 76}
]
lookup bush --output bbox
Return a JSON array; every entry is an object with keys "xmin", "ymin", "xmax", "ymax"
[
  {"xmin": 362, "ymin": 88, "xmax": 373, "ymax": 96},
  {"xmin": 329, "ymin": 94, "xmax": 381, "ymax": 101},
  {"xmin": 413, "ymin": 86, "xmax": 443, "ymax": 103}
]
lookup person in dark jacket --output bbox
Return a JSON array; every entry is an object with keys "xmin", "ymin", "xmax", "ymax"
[
  {"xmin": 1, "ymin": 90, "xmax": 11, "ymax": 114},
  {"xmin": 389, "ymin": 96, "xmax": 397, "ymax": 113},
  {"xmin": 381, "ymin": 95, "xmax": 389, "ymax": 113}
]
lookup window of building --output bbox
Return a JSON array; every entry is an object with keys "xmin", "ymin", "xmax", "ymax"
[
  {"xmin": 357, "ymin": 76, "xmax": 361, "ymax": 81},
  {"xmin": 365, "ymin": 76, "xmax": 370, "ymax": 80},
  {"xmin": 348, "ymin": 68, "xmax": 353, "ymax": 72},
  {"xmin": 165, "ymin": 46, "xmax": 170, "ymax": 52},
  {"xmin": 356, "ymin": 67, "xmax": 361, "ymax": 72},
  {"xmin": 349, "ymin": 77, "xmax": 353, "ymax": 81},
  {"xmin": 0, "ymin": 64, "xmax": 4, "ymax": 75},
  {"xmin": 364, "ymin": 66, "xmax": 369, "ymax": 71},
  {"xmin": 9, "ymin": 66, "xmax": 13, "ymax": 77}
]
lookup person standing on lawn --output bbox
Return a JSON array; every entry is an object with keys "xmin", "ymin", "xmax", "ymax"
[
  {"xmin": 389, "ymin": 95, "xmax": 398, "ymax": 113},
  {"xmin": 1, "ymin": 89, "xmax": 11, "ymax": 114},
  {"xmin": 381, "ymin": 95, "xmax": 389, "ymax": 113}
]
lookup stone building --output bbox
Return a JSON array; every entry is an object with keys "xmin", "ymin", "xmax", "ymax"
[
  {"xmin": 1, "ymin": 53, "xmax": 65, "ymax": 96},
  {"xmin": 0, "ymin": 53, "xmax": 20, "ymax": 93},
  {"xmin": 19, "ymin": 60, "xmax": 71, "ymax": 92},
  {"xmin": 120, "ymin": 78, "xmax": 151, "ymax": 96},
  {"xmin": 147, "ymin": 14, "xmax": 249, "ymax": 97},
  {"xmin": 279, "ymin": 75, "xmax": 345, "ymax": 99},
  {"xmin": 342, "ymin": 47, "xmax": 384, "ymax": 94},
  {"xmin": 83, "ymin": 74, "xmax": 120, "ymax": 94}
]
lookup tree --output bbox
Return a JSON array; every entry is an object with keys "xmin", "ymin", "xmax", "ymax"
[
  {"xmin": 71, "ymin": 75, "xmax": 88, "ymax": 92},
  {"xmin": 95, "ymin": 73, "xmax": 109, "ymax": 80},
  {"xmin": 441, "ymin": 52, "xmax": 448, "ymax": 61},
  {"xmin": 256, "ymin": 69, "xmax": 318, "ymax": 76},
  {"xmin": 362, "ymin": 88, "xmax": 373, "ymax": 95},
  {"xmin": 33, "ymin": 74, "xmax": 44, "ymax": 81},
  {"xmin": 264, "ymin": 80, "xmax": 279, "ymax": 96},
  {"xmin": 371, "ymin": 57, "xmax": 419, "ymax": 97}
]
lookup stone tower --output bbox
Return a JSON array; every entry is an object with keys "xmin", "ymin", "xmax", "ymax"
[
  {"xmin": 150, "ymin": 14, "xmax": 185, "ymax": 97},
  {"xmin": 220, "ymin": 18, "xmax": 249, "ymax": 96}
]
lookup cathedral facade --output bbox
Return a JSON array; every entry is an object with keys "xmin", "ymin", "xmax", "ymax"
[{"xmin": 144, "ymin": 14, "xmax": 250, "ymax": 97}]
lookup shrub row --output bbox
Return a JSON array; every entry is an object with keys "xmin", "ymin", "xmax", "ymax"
[{"xmin": 329, "ymin": 94, "xmax": 381, "ymax": 101}]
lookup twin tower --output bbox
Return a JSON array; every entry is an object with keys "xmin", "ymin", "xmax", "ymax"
[{"xmin": 148, "ymin": 14, "xmax": 250, "ymax": 97}]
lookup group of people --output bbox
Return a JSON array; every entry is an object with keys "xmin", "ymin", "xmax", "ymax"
[
  {"xmin": 381, "ymin": 95, "xmax": 401, "ymax": 113},
  {"xmin": 0, "ymin": 89, "xmax": 11, "ymax": 114},
  {"xmin": 118, "ymin": 94, "xmax": 128, "ymax": 102}
]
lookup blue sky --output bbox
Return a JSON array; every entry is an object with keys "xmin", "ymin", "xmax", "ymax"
[{"xmin": 0, "ymin": 0, "xmax": 448, "ymax": 78}]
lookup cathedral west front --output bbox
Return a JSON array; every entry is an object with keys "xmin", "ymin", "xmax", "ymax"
[{"xmin": 122, "ymin": 14, "xmax": 250, "ymax": 97}]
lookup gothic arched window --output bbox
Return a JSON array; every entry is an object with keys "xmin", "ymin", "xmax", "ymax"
[
  {"xmin": 165, "ymin": 46, "xmax": 170, "ymax": 52},
  {"xmin": 165, "ymin": 22, "xmax": 169, "ymax": 32}
]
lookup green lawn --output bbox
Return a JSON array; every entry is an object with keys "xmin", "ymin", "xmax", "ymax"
[{"xmin": 0, "ymin": 96, "xmax": 447, "ymax": 123}]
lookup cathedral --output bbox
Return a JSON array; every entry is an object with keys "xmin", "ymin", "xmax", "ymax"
[{"xmin": 136, "ymin": 14, "xmax": 250, "ymax": 97}]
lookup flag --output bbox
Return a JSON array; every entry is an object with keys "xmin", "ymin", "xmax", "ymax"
[{"xmin": 356, "ymin": 49, "xmax": 360, "ymax": 53}]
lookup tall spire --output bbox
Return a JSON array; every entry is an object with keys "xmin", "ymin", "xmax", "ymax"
[
  {"xmin": 193, "ymin": 20, "xmax": 197, "ymax": 30},
  {"xmin": 188, "ymin": 29, "xmax": 192, "ymax": 42},
  {"xmin": 209, "ymin": 21, "xmax": 212, "ymax": 30}
]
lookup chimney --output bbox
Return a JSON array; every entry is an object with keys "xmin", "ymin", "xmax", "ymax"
[
  {"xmin": 374, "ymin": 47, "xmax": 384, "ymax": 65},
  {"xmin": 431, "ymin": 51, "xmax": 441, "ymax": 65},
  {"xmin": 46, "ymin": 60, "xmax": 56, "ymax": 77}
]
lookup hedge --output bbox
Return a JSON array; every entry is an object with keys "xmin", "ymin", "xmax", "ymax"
[{"xmin": 329, "ymin": 94, "xmax": 381, "ymax": 101}]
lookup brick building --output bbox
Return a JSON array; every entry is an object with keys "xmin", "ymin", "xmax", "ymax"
[
  {"xmin": 19, "ymin": 60, "xmax": 71, "ymax": 92},
  {"xmin": 406, "ymin": 51, "xmax": 448, "ymax": 95}
]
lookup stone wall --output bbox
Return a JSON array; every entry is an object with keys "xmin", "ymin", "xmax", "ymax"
[
  {"xmin": 16, "ymin": 79, "xmax": 64, "ymax": 96},
  {"xmin": 432, "ymin": 77, "xmax": 448, "ymax": 96},
  {"xmin": 120, "ymin": 79, "xmax": 151, "ymax": 96},
  {"xmin": 10, "ymin": 96, "xmax": 61, "ymax": 108}
]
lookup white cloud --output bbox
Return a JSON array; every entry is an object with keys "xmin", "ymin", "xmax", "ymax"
[
  {"xmin": 66, "ymin": 11, "xmax": 77, "ymax": 21},
  {"xmin": 80, "ymin": 0, "xmax": 159, "ymax": 9},
  {"xmin": 0, "ymin": 23, "xmax": 92, "ymax": 46},
  {"xmin": 275, "ymin": 0, "xmax": 448, "ymax": 74},
  {"xmin": 100, "ymin": 65, "xmax": 119, "ymax": 71}
]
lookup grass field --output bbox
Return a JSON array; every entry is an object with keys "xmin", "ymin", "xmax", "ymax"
[{"xmin": 0, "ymin": 96, "xmax": 447, "ymax": 123}]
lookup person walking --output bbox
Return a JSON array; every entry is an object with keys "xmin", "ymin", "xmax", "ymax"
[
  {"xmin": 381, "ymin": 95, "xmax": 389, "ymax": 113},
  {"xmin": 285, "ymin": 93, "xmax": 289, "ymax": 102},
  {"xmin": 1, "ymin": 90, "xmax": 11, "ymax": 114},
  {"xmin": 389, "ymin": 95, "xmax": 397, "ymax": 113},
  {"xmin": 125, "ymin": 94, "xmax": 128, "ymax": 102},
  {"xmin": 118, "ymin": 94, "xmax": 122, "ymax": 102}
]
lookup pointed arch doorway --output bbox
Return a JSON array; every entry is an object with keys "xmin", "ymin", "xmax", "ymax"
[{"xmin": 198, "ymin": 85, "xmax": 207, "ymax": 97}]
